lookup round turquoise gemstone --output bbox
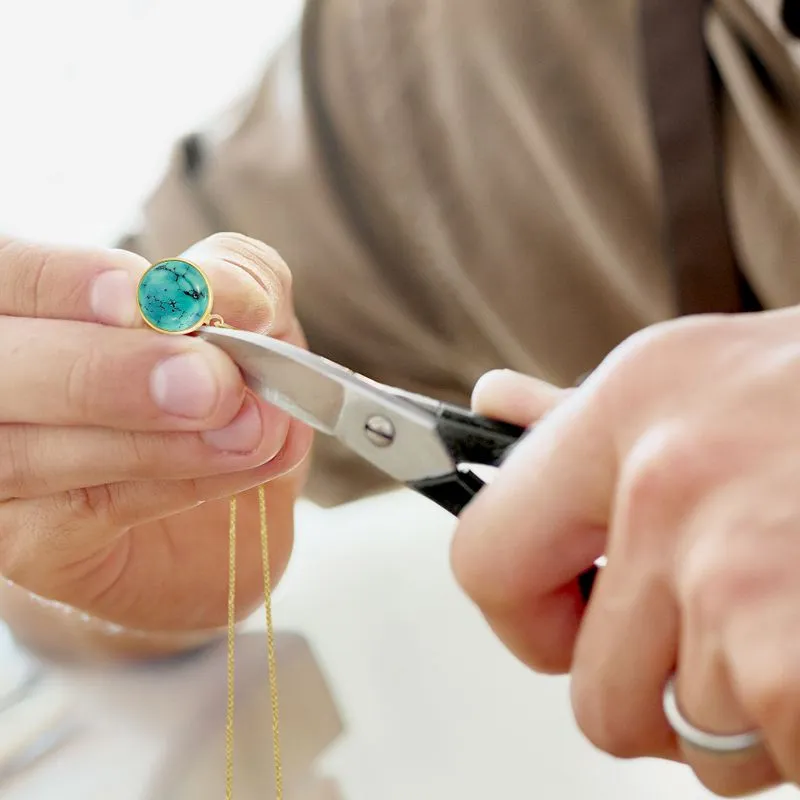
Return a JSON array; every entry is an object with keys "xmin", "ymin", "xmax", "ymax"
[{"xmin": 137, "ymin": 259, "xmax": 211, "ymax": 333}]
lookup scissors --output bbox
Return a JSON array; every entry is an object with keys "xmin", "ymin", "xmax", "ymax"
[{"xmin": 198, "ymin": 326, "xmax": 598, "ymax": 599}]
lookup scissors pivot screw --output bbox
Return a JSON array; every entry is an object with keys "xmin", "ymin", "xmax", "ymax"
[{"xmin": 364, "ymin": 415, "xmax": 396, "ymax": 448}]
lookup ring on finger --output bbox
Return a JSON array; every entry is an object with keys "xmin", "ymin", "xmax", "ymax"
[{"xmin": 663, "ymin": 675, "xmax": 762, "ymax": 755}]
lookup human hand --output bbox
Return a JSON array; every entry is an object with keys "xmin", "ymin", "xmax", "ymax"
[
  {"xmin": 453, "ymin": 310, "xmax": 800, "ymax": 796},
  {"xmin": 0, "ymin": 233, "xmax": 312, "ymax": 641}
]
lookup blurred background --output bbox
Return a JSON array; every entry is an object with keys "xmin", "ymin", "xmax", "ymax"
[{"xmin": 0, "ymin": 0, "xmax": 301, "ymax": 245}]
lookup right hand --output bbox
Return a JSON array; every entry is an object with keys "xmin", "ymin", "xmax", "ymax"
[{"xmin": 0, "ymin": 232, "xmax": 313, "ymax": 636}]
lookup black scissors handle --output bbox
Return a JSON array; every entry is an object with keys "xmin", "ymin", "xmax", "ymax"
[
  {"xmin": 406, "ymin": 403, "xmax": 521, "ymax": 511},
  {"xmin": 406, "ymin": 402, "xmax": 599, "ymax": 601},
  {"xmin": 433, "ymin": 402, "xmax": 525, "ymax": 467}
]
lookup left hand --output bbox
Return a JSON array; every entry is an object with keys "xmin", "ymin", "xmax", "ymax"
[
  {"xmin": 0, "ymin": 233, "xmax": 312, "ymax": 653},
  {"xmin": 452, "ymin": 309, "xmax": 800, "ymax": 796}
]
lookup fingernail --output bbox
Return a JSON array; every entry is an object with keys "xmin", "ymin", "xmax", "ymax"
[
  {"xmin": 90, "ymin": 270, "xmax": 137, "ymax": 327},
  {"xmin": 151, "ymin": 353, "xmax": 219, "ymax": 418},
  {"xmin": 202, "ymin": 395, "xmax": 263, "ymax": 453}
]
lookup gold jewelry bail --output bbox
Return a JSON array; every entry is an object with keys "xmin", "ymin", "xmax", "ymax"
[{"xmin": 207, "ymin": 313, "xmax": 231, "ymax": 328}]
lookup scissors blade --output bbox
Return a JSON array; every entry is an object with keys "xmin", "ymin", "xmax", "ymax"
[
  {"xmin": 197, "ymin": 327, "xmax": 348, "ymax": 434},
  {"xmin": 197, "ymin": 326, "xmax": 457, "ymax": 483}
]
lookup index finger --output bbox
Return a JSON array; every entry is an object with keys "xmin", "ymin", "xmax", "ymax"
[
  {"xmin": 451, "ymin": 388, "xmax": 616, "ymax": 672},
  {"xmin": 0, "ymin": 238, "xmax": 148, "ymax": 325}
]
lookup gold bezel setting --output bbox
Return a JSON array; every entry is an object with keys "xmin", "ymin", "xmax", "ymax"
[{"xmin": 136, "ymin": 258, "xmax": 215, "ymax": 335}]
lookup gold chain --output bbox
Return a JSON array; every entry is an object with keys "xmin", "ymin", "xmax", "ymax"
[
  {"xmin": 258, "ymin": 484, "xmax": 283, "ymax": 796},
  {"xmin": 225, "ymin": 485, "xmax": 283, "ymax": 799},
  {"xmin": 135, "ymin": 272, "xmax": 282, "ymax": 798},
  {"xmin": 225, "ymin": 495, "xmax": 237, "ymax": 800}
]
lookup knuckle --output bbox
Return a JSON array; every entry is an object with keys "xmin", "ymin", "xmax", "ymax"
[
  {"xmin": 677, "ymin": 542, "xmax": 752, "ymax": 631},
  {"xmin": 620, "ymin": 432, "xmax": 678, "ymax": 511},
  {"xmin": 121, "ymin": 431, "xmax": 160, "ymax": 478},
  {"xmin": 743, "ymin": 660, "xmax": 798, "ymax": 732},
  {"xmin": 614, "ymin": 425, "xmax": 712, "ymax": 559},
  {"xmin": 64, "ymin": 347, "xmax": 104, "ymax": 420},
  {"xmin": 623, "ymin": 426, "xmax": 706, "ymax": 504},
  {"xmin": 123, "ymin": 431, "xmax": 202, "ymax": 481},
  {"xmin": 596, "ymin": 321, "xmax": 678, "ymax": 385},
  {"xmin": 168, "ymin": 478, "xmax": 206, "ymax": 509},
  {"xmin": 30, "ymin": 249, "xmax": 58, "ymax": 318},
  {"xmin": 0, "ymin": 240, "xmax": 50, "ymax": 316},
  {"xmin": 617, "ymin": 315, "xmax": 728, "ymax": 364},
  {"xmin": 0, "ymin": 428, "xmax": 34, "ymax": 499},
  {"xmin": 570, "ymin": 677, "xmax": 647, "ymax": 759},
  {"xmin": 595, "ymin": 314, "xmax": 735, "ymax": 403},
  {"xmin": 63, "ymin": 484, "xmax": 119, "ymax": 527},
  {"xmin": 124, "ymin": 430, "xmax": 148, "ymax": 470}
]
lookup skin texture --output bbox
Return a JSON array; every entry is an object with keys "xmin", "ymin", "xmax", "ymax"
[
  {"xmin": 0, "ymin": 233, "xmax": 313, "ymax": 660},
  {"xmin": 452, "ymin": 309, "xmax": 800, "ymax": 796}
]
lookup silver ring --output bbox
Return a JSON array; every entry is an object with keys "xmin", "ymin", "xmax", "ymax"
[{"xmin": 663, "ymin": 676, "xmax": 762, "ymax": 754}]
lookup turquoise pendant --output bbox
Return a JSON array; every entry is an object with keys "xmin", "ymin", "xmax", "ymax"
[{"xmin": 137, "ymin": 259, "xmax": 213, "ymax": 334}]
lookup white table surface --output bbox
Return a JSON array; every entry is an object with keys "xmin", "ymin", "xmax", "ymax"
[{"xmin": 2, "ymin": 490, "xmax": 796, "ymax": 799}]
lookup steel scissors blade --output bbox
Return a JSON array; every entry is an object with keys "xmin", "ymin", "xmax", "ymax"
[
  {"xmin": 198, "ymin": 326, "xmax": 524, "ymax": 511},
  {"xmin": 197, "ymin": 326, "xmax": 599, "ymax": 599}
]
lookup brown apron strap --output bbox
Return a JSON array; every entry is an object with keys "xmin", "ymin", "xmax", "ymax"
[
  {"xmin": 783, "ymin": 0, "xmax": 800, "ymax": 36},
  {"xmin": 639, "ymin": 0, "xmax": 761, "ymax": 315}
]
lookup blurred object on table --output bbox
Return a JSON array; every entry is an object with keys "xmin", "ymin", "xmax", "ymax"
[
  {"xmin": 0, "ymin": 623, "xmax": 79, "ymax": 790},
  {"xmin": 0, "ymin": 623, "xmax": 37, "ymax": 703},
  {"xmin": 146, "ymin": 631, "xmax": 344, "ymax": 800}
]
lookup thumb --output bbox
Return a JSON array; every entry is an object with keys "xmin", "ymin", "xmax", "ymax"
[{"xmin": 471, "ymin": 369, "xmax": 570, "ymax": 425}]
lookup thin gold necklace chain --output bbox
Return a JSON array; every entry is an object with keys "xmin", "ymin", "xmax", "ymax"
[
  {"xmin": 225, "ymin": 485, "xmax": 283, "ymax": 800},
  {"xmin": 135, "ymin": 275, "xmax": 283, "ymax": 797}
]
